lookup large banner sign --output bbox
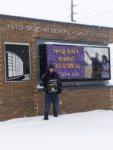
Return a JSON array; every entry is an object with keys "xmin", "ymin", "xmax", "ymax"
[{"xmin": 40, "ymin": 44, "xmax": 111, "ymax": 81}]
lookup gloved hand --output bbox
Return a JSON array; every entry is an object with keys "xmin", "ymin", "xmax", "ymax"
[{"xmin": 57, "ymin": 88, "xmax": 62, "ymax": 94}]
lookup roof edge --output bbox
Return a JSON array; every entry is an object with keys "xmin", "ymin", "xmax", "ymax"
[{"xmin": 0, "ymin": 13, "xmax": 113, "ymax": 29}]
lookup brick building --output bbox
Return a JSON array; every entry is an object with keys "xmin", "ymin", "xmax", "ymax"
[{"xmin": 0, "ymin": 14, "xmax": 113, "ymax": 121}]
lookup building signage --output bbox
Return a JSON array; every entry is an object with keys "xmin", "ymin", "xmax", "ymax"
[
  {"xmin": 4, "ymin": 23, "xmax": 108, "ymax": 42},
  {"xmin": 47, "ymin": 44, "xmax": 85, "ymax": 79}
]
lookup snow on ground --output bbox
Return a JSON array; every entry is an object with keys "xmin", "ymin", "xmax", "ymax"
[{"xmin": 0, "ymin": 110, "xmax": 113, "ymax": 150}]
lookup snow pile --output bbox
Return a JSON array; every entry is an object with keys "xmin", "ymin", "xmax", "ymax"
[{"xmin": 0, "ymin": 110, "xmax": 113, "ymax": 150}]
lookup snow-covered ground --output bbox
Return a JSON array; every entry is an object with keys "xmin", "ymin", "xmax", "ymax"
[{"xmin": 0, "ymin": 110, "xmax": 113, "ymax": 150}]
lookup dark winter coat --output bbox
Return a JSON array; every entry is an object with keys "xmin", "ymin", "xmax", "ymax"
[{"xmin": 41, "ymin": 71, "xmax": 62, "ymax": 94}]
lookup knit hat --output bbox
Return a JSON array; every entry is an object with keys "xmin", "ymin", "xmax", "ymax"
[{"xmin": 48, "ymin": 64, "xmax": 55, "ymax": 69}]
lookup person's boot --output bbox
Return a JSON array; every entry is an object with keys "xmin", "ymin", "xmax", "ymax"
[
  {"xmin": 53, "ymin": 113, "xmax": 58, "ymax": 117},
  {"xmin": 44, "ymin": 116, "xmax": 49, "ymax": 120}
]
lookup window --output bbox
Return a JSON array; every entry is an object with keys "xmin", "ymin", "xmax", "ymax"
[{"xmin": 5, "ymin": 43, "xmax": 30, "ymax": 81}]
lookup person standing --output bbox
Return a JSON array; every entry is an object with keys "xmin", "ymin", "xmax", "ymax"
[
  {"xmin": 85, "ymin": 51, "xmax": 102, "ymax": 78},
  {"xmin": 101, "ymin": 55, "xmax": 109, "ymax": 78},
  {"xmin": 41, "ymin": 64, "xmax": 62, "ymax": 120}
]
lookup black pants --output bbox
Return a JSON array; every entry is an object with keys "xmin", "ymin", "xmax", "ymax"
[{"xmin": 44, "ymin": 92, "xmax": 59, "ymax": 119}]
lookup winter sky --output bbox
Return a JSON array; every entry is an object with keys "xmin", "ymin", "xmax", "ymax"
[{"xmin": 0, "ymin": 0, "xmax": 113, "ymax": 27}]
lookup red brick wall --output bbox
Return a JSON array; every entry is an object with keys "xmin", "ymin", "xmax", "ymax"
[
  {"xmin": 37, "ymin": 87, "xmax": 113, "ymax": 116},
  {"xmin": 0, "ymin": 15, "xmax": 113, "ymax": 121}
]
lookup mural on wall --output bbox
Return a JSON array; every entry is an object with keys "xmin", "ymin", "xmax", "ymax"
[{"xmin": 5, "ymin": 43, "xmax": 30, "ymax": 81}]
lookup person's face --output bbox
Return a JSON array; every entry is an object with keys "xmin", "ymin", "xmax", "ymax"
[
  {"xmin": 102, "ymin": 56, "xmax": 106, "ymax": 63},
  {"xmin": 49, "ymin": 67, "xmax": 55, "ymax": 73},
  {"xmin": 95, "ymin": 52, "xmax": 99, "ymax": 58}
]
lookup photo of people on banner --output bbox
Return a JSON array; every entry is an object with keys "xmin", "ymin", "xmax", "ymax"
[
  {"xmin": 5, "ymin": 43, "xmax": 30, "ymax": 81},
  {"xmin": 84, "ymin": 47, "xmax": 110, "ymax": 79}
]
